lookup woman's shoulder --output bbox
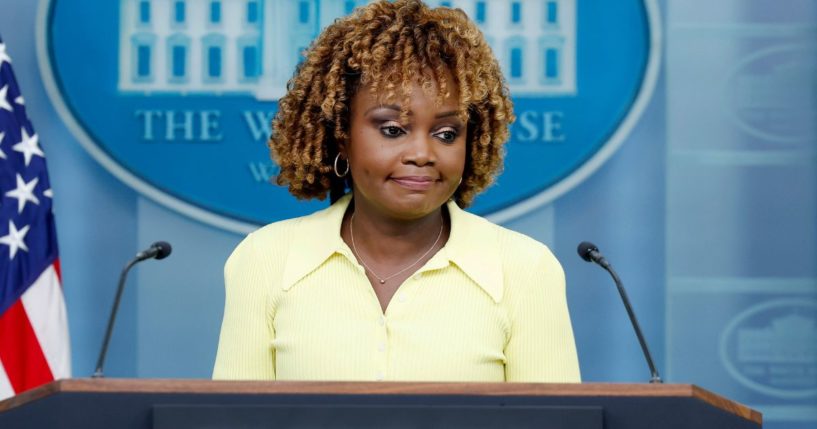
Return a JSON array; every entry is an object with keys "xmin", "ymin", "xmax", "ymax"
[
  {"xmin": 227, "ymin": 207, "xmax": 332, "ymax": 266},
  {"xmin": 455, "ymin": 208, "xmax": 555, "ymax": 264},
  {"xmin": 224, "ymin": 217, "xmax": 299, "ymax": 272},
  {"xmin": 247, "ymin": 215, "xmax": 311, "ymax": 245}
]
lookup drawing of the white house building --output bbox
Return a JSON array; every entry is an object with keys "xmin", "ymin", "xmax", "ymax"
[{"xmin": 119, "ymin": 0, "xmax": 576, "ymax": 99}]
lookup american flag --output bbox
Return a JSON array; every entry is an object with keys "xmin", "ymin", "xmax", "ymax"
[{"xmin": 0, "ymin": 36, "xmax": 70, "ymax": 400}]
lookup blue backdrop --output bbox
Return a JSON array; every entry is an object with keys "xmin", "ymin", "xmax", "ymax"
[{"xmin": 0, "ymin": 1, "xmax": 815, "ymax": 428}]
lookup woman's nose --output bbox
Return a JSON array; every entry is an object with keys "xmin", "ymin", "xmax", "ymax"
[{"xmin": 402, "ymin": 134, "xmax": 436, "ymax": 166}]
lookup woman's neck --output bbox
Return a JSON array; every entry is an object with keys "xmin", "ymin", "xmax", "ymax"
[{"xmin": 343, "ymin": 198, "xmax": 450, "ymax": 266}]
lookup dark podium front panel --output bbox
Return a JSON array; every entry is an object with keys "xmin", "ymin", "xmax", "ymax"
[
  {"xmin": 0, "ymin": 379, "xmax": 761, "ymax": 429},
  {"xmin": 153, "ymin": 404, "xmax": 603, "ymax": 429}
]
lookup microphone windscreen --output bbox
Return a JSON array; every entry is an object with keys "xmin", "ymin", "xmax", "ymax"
[
  {"xmin": 577, "ymin": 241, "xmax": 598, "ymax": 262},
  {"xmin": 153, "ymin": 241, "xmax": 173, "ymax": 260}
]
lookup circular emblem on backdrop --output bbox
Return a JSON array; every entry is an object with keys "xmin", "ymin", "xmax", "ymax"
[
  {"xmin": 725, "ymin": 43, "xmax": 817, "ymax": 144},
  {"xmin": 720, "ymin": 299, "xmax": 817, "ymax": 399},
  {"xmin": 37, "ymin": 0, "xmax": 659, "ymax": 233}
]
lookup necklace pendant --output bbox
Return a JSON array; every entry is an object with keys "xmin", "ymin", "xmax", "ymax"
[{"xmin": 350, "ymin": 211, "xmax": 444, "ymax": 289}]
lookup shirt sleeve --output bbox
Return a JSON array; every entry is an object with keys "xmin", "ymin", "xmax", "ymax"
[
  {"xmin": 504, "ymin": 248, "xmax": 581, "ymax": 383},
  {"xmin": 212, "ymin": 233, "xmax": 276, "ymax": 380}
]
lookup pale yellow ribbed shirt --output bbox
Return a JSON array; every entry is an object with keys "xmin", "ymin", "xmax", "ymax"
[{"xmin": 213, "ymin": 195, "xmax": 580, "ymax": 382}]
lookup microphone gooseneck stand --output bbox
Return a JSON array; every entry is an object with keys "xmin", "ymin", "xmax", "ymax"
[
  {"xmin": 93, "ymin": 241, "xmax": 172, "ymax": 378},
  {"xmin": 93, "ymin": 257, "xmax": 139, "ymax": 378},
  {"xmin": 578, "ymin": 241, "xmax": 662, "ymax": 384}
]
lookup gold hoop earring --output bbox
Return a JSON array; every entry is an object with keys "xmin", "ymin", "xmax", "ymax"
[{"xmin": 334, "ymin": 153, "xmax": 350, "ymax": 178}]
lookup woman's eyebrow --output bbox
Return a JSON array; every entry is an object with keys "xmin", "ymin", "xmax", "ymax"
[
  {"xmin": 364, "ymin": 104, "xmax": 401, "ymax": 116},
  {"xmin": 364, "ymin": 105, "xmax": 460, "ymax": 120},
  {"xmin": 435, "ymin": 111, "xmax": 459, "ymax": 119}
]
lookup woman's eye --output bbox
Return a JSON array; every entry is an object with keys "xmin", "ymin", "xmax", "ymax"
[
  {"xmin": 435, "ymin": 129, "xmax": 458, "ymax": 143},
  {"xmin": 380, "ymin": 125, "xmax": 405, "ymax": 138}
]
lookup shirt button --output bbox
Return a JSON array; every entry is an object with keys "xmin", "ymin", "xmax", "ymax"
[
  {"xmin": 378, "ymin": 316, "xmax": 386, "ymax": 326},
  {"xmin": 376, "ymin": 372, "xmax": 384, "ymax": 381},
  {"xmin": 377, "ymin": 343, "xmax": 385, "ymax": 352},
  {"xmin": 398, "ymin": 295, "xmax": 407, "ymax": 303}
]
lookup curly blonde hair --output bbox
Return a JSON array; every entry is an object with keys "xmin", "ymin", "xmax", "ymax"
[{"xmin": 270, "ymin": 0, "xmax": 515, "ymax": 207}]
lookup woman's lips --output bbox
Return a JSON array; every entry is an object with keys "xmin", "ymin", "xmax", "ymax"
[{"xmin": 390, "ymin": 176, "xmax": 436, "ymax": 191}]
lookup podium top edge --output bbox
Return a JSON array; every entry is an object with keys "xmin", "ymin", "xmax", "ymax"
[{"xmin": 0, "ymin": 379, "xmax": 761, "ymax": 424}]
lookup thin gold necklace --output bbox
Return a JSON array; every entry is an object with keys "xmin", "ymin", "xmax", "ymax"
[{"xmin": 349, "ymin": 212, "xmax": 444, "ymax": 285}]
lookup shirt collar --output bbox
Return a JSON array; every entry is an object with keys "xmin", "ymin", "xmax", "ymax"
[
  {"xmin": 281, "ymin": 194, "xmax": 353, "ymax": 292},
  {"xmin": 280, "ymin": 194, "xmax": 503, "ymax": 303},
  {"xmin": 440, "ymin": 200, "xmax": 503, "ymax": 303}
]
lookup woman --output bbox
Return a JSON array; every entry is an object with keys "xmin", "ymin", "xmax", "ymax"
[{"xmin": 213, "ymin": 0, "xmax": 580, "ymax": 383}]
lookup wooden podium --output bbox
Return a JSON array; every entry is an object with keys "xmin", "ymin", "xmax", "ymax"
[{"xmin": 0, "ymin": 379, "xmax": 761, "ymax": 428}]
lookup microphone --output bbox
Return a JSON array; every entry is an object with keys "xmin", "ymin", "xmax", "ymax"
[
  {"xmin": 92, "ymin": 241, "xmax": 173, "ymax": 378},
  {"xmin": 577, "ymin": 241, "xmax": 662, "ymax": 384},
  {"xmin": 135, "ymin": 241, "xmax": 172, "ymax": 261}
]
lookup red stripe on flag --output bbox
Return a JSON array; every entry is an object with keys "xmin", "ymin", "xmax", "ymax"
[
  {"xmin": 0, "ymin": 300, "xmax": 54, "ymax": 394},
  {"xmin": 53, "ymin": 259, "xmax": 62, "ymax": 283}
]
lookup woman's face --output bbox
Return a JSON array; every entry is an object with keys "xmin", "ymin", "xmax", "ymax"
[{"xmin": 345, "ymin": 76, "xmax": 466, "ymax": 221}]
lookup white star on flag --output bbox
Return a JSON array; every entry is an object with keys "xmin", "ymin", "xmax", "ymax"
[
  {"xmin": 5, "ymin": 174, "xmax": 40, "ymax": 214},
  {"xmin": 43, "ymin": 188, "xmax": 54, "ymax": 198},
  {"xmin": 0, "ymin": 85, "xmax": 12, "ymax": 112},
  {"xmin": 15, "ymin": 95, "xmax": 24, "ymax": 105},
  {"xmin": 0, "ymin": 42, "xmax": 11, "ymax": 68},
  {"xmin": 12, "ymin": 127, "xmax": 44, "ymax": 166},
  {"xmin": 0, "ymin": 220, "xmax": 30, "ymax": 260},
  {"xmin": 0, "ymin": 131, "xmax": 6, "ymax": 159}
]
